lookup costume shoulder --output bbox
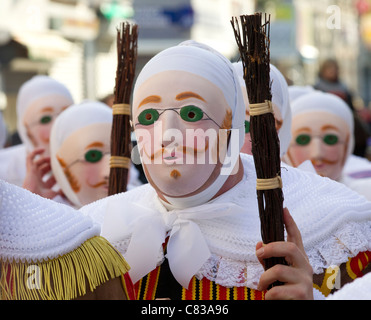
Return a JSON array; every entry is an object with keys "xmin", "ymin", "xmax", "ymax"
[
  {"xmin": 279, "ymin": 160, "xmax": 371, "ymax": 273},
  {"xmin": 0, "ymin": 180, "xmax": 131, "ymax": 300}
]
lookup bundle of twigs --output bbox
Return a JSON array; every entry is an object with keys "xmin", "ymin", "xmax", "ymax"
[
  {"xmin": 231, "ymin": 13, "xmax": 286, "ymax": 281},
  {"xmin": 108, "ymin": 22, "xmax": 138, "ymax": 196}
]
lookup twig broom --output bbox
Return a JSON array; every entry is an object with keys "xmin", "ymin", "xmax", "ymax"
[
  {"xmin": 108, "ymin": 22, "xmax": 138, "ymax": 196},
  {"xmin": 231, "ymin": 13, "xmax": 286, "ymax": 286}
]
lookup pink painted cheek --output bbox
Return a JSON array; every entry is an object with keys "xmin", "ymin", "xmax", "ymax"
[
  {"xmin": 29, "ymin": 126, "xmax": 45, "ymax": 147},
  {"xmin": 185, "ymin": 129, "xmax": 207, "ymax": 151},
  {"xmin": 290, "ymin": 146, "xmax": 311, "ymax": 166},
  {"xmin": 39, "ymin": 124, "xmax": 52, "ymax": 144},
  {"xmin": 84, "ymin": 164, "xmax": 103, "ymax": 186},
  {"xmin": 324, "ymin": 146, "xmax": 343, "ymax": 162}
]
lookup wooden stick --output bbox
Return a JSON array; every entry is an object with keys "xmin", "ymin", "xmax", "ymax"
[
  {"xmin": 231, "ymin": 13, "xmax": 286, "ymax": 286},
  {"xmin": 108, "ymin": 22, "xmax": 138, "ymax": 196}
]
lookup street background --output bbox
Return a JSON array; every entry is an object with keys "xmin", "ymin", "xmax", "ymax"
[{"xmin": 1, "ymin": 0, "xmax": 371, "ymax": 145}]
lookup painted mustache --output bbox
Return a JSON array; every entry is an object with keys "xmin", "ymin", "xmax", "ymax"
[
  {"xmin": 87, "ymin": 180, "xmax": 108, "ymax": 188},
  {"xmin": 311, "ymin": 158, "xmax": 338, "ymax": 166}
]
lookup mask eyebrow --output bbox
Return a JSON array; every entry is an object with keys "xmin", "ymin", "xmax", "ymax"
[
  {"xmin": 85, "ymin": 141, "xmax": 104, "ymax": 149},
  {"xmin": 175, "ymin": 91, "xmax": 206, "ymax": 102},
  {"xmin": 138, "ymin": 95, "xmax": 162, "ymax": 109},
  {"xmin": 293, "ymin": 127, "xmax": 312, "ymax": 135},
  {"xmin": 321, "ymin": 124, "xmax": 341, "ymax": 132},
  {"xmin": 41, "ymin": 106, "xmax": 54, "ymax": 112}
]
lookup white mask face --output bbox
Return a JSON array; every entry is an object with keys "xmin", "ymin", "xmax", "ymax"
[
  {"xmin": 23, "ymin": 95, "xmax": 72, "ymax": 156},
  {"xmin": 56, "ymin": 122, "xmax": 111, "ymax": 206},
  {"xmin": 287, "ymin": 111, "xmax": 349, "ymax": 181},
  {"xmin": 133, "ymin": 70, "xmax": 232, "ymax": 198}
]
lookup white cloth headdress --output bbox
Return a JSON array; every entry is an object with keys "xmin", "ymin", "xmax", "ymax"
[
  {"xmin": 290, "ymin": 91, "xmax": 355, "ymax": 160},
  {"xmin": 233, "ymin": 62, "xmax": 292, "ymax": 156},
  {"xmin": 287, "ymin": 85, "xmax": 315, "ymax": 102},
  {"xmin": 16, "ymin": 75, "xmax": 74, "ymax": 152},
  {"xmin": 133, "ymin": 40, "xmax": 245, "ymax": 209},
  {"xmin": 50, "ymin": 101, "xmax": 112, "ymax": 208}
]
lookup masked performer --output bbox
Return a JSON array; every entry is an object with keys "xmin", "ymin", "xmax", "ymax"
[
  {"xmin": 48, "ymin": 101, "xmax": 112, "ymax": 207},
  {"xmin": 80, "ymin": 41, "xmax": 371, "ymax": 300},
  {"xmin": 23, "ymin": 100, "xmax": 140, "ymax": 205},
  {"xmin": 0, "ymin": 76, "xmax": 74, "ymax": 187},
  {"xmin": 284, "ymin": 91, "xmax": 371, "ymax": 201}
]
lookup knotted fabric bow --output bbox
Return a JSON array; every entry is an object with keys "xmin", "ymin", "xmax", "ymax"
[{"xmin": 101, "ymin": 197, "xmax": 246, "ymax": 289}]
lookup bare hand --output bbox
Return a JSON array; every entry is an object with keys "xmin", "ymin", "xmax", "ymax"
[
  {"xmin": 23, "ymin": 147, "xmax": 61, "ymax": 199},
  {"xmin": 255, "ymin": 208, "xmax": 314, "ymax": 300}
]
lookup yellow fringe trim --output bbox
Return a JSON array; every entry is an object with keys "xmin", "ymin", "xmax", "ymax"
[{"xmin": 0, "ymin": 236, "xmax": 130, "ymax": 300}]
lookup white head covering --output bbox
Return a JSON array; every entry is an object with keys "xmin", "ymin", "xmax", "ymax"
[
  {"xmin": 16, "ymin": 75, "xmax": 74, "ymax": 152},
  {"xmin": 270, "ymin": 64, "xmax": 292, "ymax": 156},
  {"xmin": 290, "ymin": 91, "xmax": 355, "ymax": 159},
  {"xmin": 133, "ymin": 40, "xmax": 245, "ymax": 209},
  {"xmin": 233, "ymin": 61, "xmax": 292, "ymax": 156},
  {"xmin": 288, "ymin": 85, "xmax": 315, "ymax": 103},
  {"xmin": 0, "ymin": 112, "xmax": 7, "ymax": 149},
  {"xmin": 50, "ymin": 101, "xmax": 112, "ymax": 208}
]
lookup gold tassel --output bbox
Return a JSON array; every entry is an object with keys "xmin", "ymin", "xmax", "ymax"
[{"xmin": 0, "ymin": 236, "xmax": 130, "ymax": 300}]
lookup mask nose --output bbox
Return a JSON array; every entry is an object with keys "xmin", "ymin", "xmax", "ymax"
[
  {"xmin": 310, "ymin": 137, "xmax": 324, "ymax": 160},
  {"xmin": 158, "ymin": 110, "xmax": 184, "ymax": 151}
]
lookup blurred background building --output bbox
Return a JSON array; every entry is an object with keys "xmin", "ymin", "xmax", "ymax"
[
  {"xmin": 1, "ymin": 0, "xmax": 371, "ymax": 145},
  {"xmin": 257, "ymin": 0, "xmax": 361, "ymax": 101},
  {"xmin": 0, "ymin": 0, "xmax": 253, "ymax": 136}
]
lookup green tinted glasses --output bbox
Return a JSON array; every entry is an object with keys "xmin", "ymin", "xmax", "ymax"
[
  {"xmin": 245, "ymin": 120, "xmax": 250, "ymax": 134},
  {"xmin": 295, "ymin": 133, "xmax": 340, "ymax": 146},
  {"xmin": 28, "ymin": 108, "xmax": 69, "ymax": 128},
  {"xmin": 28, "ymin": 114, "xmax": 56, "ymax": 127},
  {"xmin": 136, "ymin": 105, "xmax": 220, "ymax": 127},
  {"xmin": 66, "ymin": 150, "xmax": 109, "ymax": 169}
]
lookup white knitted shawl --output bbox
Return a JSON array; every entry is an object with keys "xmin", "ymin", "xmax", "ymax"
[
  {"xmin": 81, "ymin": 153, "xmax": 371, "ymax": 289},
  {"xmin": 0, "ymin": 179, "xmax": 100, "ymax": 263}
]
